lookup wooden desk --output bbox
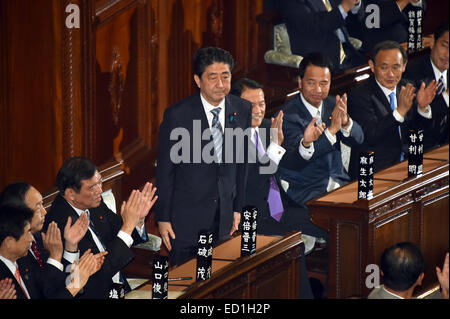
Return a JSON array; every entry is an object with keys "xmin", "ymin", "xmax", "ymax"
[
  {"xmin": 126, "ymin": 231, "xmax": 303, "ymax": 299},
  {"xmin": 308, "ymin": 145, "xmax": 449, "ymax": 298}
]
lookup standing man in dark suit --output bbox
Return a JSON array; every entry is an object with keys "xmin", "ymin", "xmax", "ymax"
[
  {"xmin": 403, "ymin": 22, "xmax": 449, "ymax": 151},
  {"xmin": 347, "ymin": 41, "xmax": 437, "ymax": 179},
  {"xmin": 278, "ymin": 0, "xmax": 366, "ymax": 71},
  {"xmin": 279, "ymin": 52, "xmax": 364, "ymax": 208},
  {"xmin": 155, "ymin": 47, "xmax": 252, "ymax": 266},
  {"xmin": 44, "ymin": 157, "xmax": 157, "ymax": 298}
]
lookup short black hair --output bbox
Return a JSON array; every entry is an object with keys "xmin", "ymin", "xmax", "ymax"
[
  {"xmin": 370, "ymin": 40, "xmax": 407, "ymax": 65},
  {"xmin": 56, "ymin": 157, "xmax": 97, "ymax": 194},
  {"xmin": 434, "ymin": 21, "xmax": 449, "ymax": 42},
  {"xmin": 0, "ymin": 181, "xmax": 31, "ymax": 208},
  {"xmin": 229, "ymin": 78, "xmax": 263, "ymax": 97},
  {"xmin": 193, "ymin": 47, "xmax": 234, "ymax": 78},
  {"xmin": 298, "ymin": 52, "xmax": 333, "ymax": 78},
  {"xmin": 380, "ymin": 242, "xmax": 425, "ymax": 291},
  {"xmin": 0, "ymin": 204, "xmax": 33, "ymax": 244}
]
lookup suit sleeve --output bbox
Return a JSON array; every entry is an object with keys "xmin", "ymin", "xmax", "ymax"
[{"xmin": 154, "ymin": 107, "xmax": 178, "ymax": 222}]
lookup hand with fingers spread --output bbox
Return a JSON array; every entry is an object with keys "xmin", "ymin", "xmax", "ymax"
[
  {"xmin": 397, "ymin": 83, "xmax": 416, "ymax": 117},
  {"xmin": 157, "ymin": 221, "xmax": 176, "ymax": 251},
  {"xmin": 42, "ymin": 221, "xmax": 64, "ymax": 262},
  {"xmin": 0, "ymin": 278, "xmax": 17, "ymax": 299},
  {"xmin": 303, "ymin": 118, "xmax": 325, "ymax": 148},
  {"xmin": 270, "ymin": 111, "xmax": 284, "ymax": 146},
  {"xmin": 416, "ymin": 80, "xmax": 438, "ymax": 111},
  {"xmin": 137, "ymin": 182, "xmax": 158, "ymax": 225},
  {"xmin": 120, "ymin": 190, "xmax": 144, "ymax": 235},
  {"xmin": 63, "ymin": 212, "xmax": 89, "ymax": 253}
]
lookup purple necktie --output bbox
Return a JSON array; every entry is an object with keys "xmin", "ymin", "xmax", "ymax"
[{"xmin": 254, "ymin": 130, "xmax": 284, "ymax": 222}]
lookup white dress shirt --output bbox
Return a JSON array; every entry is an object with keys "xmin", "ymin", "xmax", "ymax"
[
  {"xmin": 430, "ymin": 57, "xmax": 449, "ymax": 107},
  {"xmin": 251, "ymin": 126, "xmax": 286, "ymax": 166},
  {"xmin": 200, "ymin": 93, "xmax": 226, "ymax": 130}
]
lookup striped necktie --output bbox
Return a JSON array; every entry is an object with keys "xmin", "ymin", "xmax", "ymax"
[
  {"xmin": 437, "ymin": 75, "xmax": 445, "ymax": 95},
  {"xmin": 211, "ymin": 107, "xmax": 223, "ymax": 164},
  {"xmin": 322, "ymin": 0, "xmax": 346, "ymax": 65}
]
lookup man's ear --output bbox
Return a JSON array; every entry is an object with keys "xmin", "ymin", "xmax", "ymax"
[
  {"xmin": 194, "ymin": 74, "xmax": 201, "ymax": 89},
  {"xmin": 368, "ymin": 60, "xmax": 375, "ymax": 73},
  {"xmin": 64, "ymin": 188, "xmax": 76, "ymax": 202},
  {"xmin": 416, "ymin": 272, "xmax": 425, "ymax": 286},
  {"xmin": 297, "ymin": 76, "xmax": 303, "ymax": 91}
]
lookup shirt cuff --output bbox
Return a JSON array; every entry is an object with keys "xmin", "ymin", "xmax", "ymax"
[
  {"xmin": 340, "ymin": 117, "xmax": 354, "ymax": 137},
  {"xmin": 46, "ymin": 258, "xmax": 64, "ymax": 272},
  {"xmin": 417, "ymin": 105, "xmax": 432, "ymax": 119},
  {"xmin": 63, "ymin": 250, "xmax": 79, "ymax": 264},
  {"xmin": 118, "ymin": 230, "xmax": 134, "ymax": 248},
  {"xmin": 266, "ymin": 142, "xmax": 286, "ymax": 166},
  {"xmin": 299, "ymin": 138, "xmax": 315, "ymax": 160},
  {"xmin": 324, "ymin": 128, "xmax": 337, "ymax": 145},
  {"xmin": 393, "ymin": 109, "xmax": 405, "ymax": 123}
]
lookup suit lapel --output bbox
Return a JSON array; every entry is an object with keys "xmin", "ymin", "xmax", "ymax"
[{"xmin": 370, "ymin": 77, "xmax": 392, "ymax": 116}]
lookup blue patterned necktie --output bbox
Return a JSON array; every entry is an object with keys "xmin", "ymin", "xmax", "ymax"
[
  {"xmin": 254, "ymin": 130, "xmax": 284, "ymax": 222},
  {"xmin": 389, "ymin": 92, "xmax": 404, "ymax": 161},
  {"xmin": 211, "ymin": 107, "xmax": 223, "ymax": 164}
]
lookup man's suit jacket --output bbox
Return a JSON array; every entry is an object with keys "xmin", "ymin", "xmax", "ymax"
[
  {"xmin": 347, "ymin": 76, "xmax": 432, "ymax": 179},
  {"xmin": 155, "ymin": 92, "xmax": 252, "ymax": 248},
  {"xmin": 403, "ymin": 54, "xmax": 449, "ymax": 151},
  {"xmin": 17, "ymin": 233, "xmax": 73, "ymax": 299},
  {"xmin": 44, "ymin": 194, "xmax": 145, "ymax": 299},
  {"xmin": 278, "ymin": 94, "xmax": 364, "ymax": 206},
  {"xmin": 0, "ymin": 259, "xmax": 41, "ymax": 299},
  {"xmin": 278, "ymin": 0, "xmax": 364, "ymax": 68}
]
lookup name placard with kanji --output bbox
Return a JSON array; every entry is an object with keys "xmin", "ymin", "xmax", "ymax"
[
  {"xmin": 408, "ymin": 129, "xmax": 424, "ymax": 177},
  {"xmin": 152, "ymin": 255, "xmax": 169, "ymax": 299},
  {"xmin": 196, "ymin": 231, "xmax": 213, "ymax": 281},
  {"xmin": 240, "ymin": 206, "xmax": 258, "ymax": 257},
  {"xmin": 358, "ymin": 151, "xmax": 375, "ymax": 200}
]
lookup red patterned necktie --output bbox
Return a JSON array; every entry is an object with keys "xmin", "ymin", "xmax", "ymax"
[{"xmin": 31, "ymin": 241, "xmax": 44, "ymax": 268}]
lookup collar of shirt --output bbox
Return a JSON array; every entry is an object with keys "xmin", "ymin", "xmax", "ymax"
[
  {"xmin": 200, "ymin": 92, "xmax": 226, "ymax": 130},
  {"xmin": 382, "ymin": 285, "xmax": 405, "ymax": 299},
  {"xmin": 300, "ymin": 93, "xmax": 323, "ymax": 118},
  {"xmin": 67, "ymin": 201, "xmax": 90, "ymax": 218},
  {"xmin": 430, "ymin": 57, "xmax": 448, "ymax": 88},
  {"xmin": 375, "ymin": 78, "xmax": 397, "ymax": 105},
  {"xmin": 0, "ymin": 255, "xmax": 18, "ymax": 276}
]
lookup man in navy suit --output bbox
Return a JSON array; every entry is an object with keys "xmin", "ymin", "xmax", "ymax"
[
  {"xmin": 155, "ymin": 47, "xmax": 252, "ymax": 266},
  {"xmin": 347, "ymin": 41, "xmax": 437, "ymax": 179},
  {"xmin": 278, "ymin": 0, "xmax": 366, "ymax": 71},
  {"xmin": 278, "ymin": 52, "xmax": 364, "ymax": 207},
  {"xmin": 403, "ymin": 22, "xmax": 449, "ymax": 151}
]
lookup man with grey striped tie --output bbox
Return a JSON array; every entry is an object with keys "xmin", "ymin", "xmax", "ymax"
[{"xmin": 155, "ymin": 47, "xmax": 252, "ymax": 266}]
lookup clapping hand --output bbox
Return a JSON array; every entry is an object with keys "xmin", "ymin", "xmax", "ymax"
[
  {"xmin": 270, "ymin": 111, "xmax": 284, "ymax": 146},
  {"xmin": 416, "ymin": 80, "xmax": 438, "ymax": 110},
  {"xmin": 64, "ymin": 212, "xmax": 89, "ymax": 252},
  {"xmin": 0, "ymin": 278, "xmax": 17, "ymax": 299},
  {"xmin": 397, "ymin": 83, "xmax": 416, "ymax": 117},
  {"xmin": 42, "ymin": 221, "xmax": 64, "ymax": 262},
  {"xmin": 138, "ymin": 182, "xmax": 158, "ymax": 220}
]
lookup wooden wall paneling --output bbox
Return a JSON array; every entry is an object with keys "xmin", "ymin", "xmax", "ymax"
[{"xmin": 0, "ymin": 0, "xmax": 65, "ymax": 192}]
